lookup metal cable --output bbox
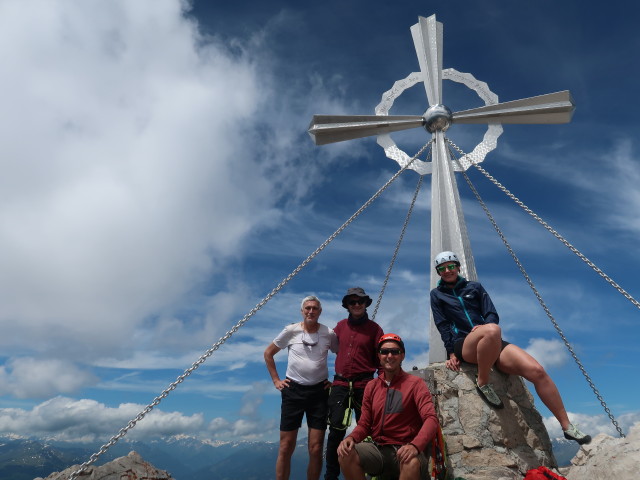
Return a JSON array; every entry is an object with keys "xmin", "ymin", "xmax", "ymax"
[
  {"xmin": 447, "ymin": 138, "xmax": 625, "ymax": 438},
  {"xmin": 67, "ymin": 140, "xmax": 433, "ymax": 480},
  {"xmin": 457, "ymin": 142, "xmax": 640, "ymax": 312},
  {"xmin": 371, "ymin": 171, "xmax": 427, "ymax": 321}
]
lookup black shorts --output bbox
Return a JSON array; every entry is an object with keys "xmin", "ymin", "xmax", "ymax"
[
  {"xmin": 454, "ymin": 337, "xmax": 510, "ymax": 363},
  {"xmin": 280, "ymin": 379, "xmax": 329, "ymax": 431}
]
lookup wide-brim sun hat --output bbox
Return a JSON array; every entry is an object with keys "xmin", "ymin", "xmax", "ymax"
[{"xmin": 341, "ymin": 286, "xmax": 373, "ymax": 308}]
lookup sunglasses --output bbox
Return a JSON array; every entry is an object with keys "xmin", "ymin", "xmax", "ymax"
[
  {"xmin": 379, "ymin": 348, "xmax": 402, "ymax": 356},
  {"xmin": 348, "ymin": 299, "xmax": 367, "ymax": 306},
  {"xmin": 302, "ymin": 331, "xmax": 319, "ymax": 346},
  {"xmin": 436, "ymin": 263, "xmax": 458, "ymax": 273}
]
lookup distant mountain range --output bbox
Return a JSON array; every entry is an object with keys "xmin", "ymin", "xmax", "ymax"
[
  {"xmin": 0, "ymin": 435, "xmax": 309, "ymax": 480},
  {"xmin": 550, "ymin": 437, "xmax": 580, "ymax": 467},
  {"xmin": 0, "ymin": 434, "xmax": 579, "ymax": 480}
]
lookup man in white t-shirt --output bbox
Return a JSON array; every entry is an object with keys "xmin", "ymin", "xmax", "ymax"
[{"xmin": 264, "ymin": 295, "xmax": 339, "ymax": 480}]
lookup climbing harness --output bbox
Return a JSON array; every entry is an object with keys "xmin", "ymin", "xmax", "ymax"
[
  {"xmin": 67, "ymin": 142, "xmax": 433, "ymax": 480},
  {"xmin": 446, "ymin": 139, "xmax": 625, "ymax": 439},
  {"xmin": 328, "ymin": 375, "xmax": 367, "ymax": 430}
]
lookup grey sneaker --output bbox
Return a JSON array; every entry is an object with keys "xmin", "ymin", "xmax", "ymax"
[
  {"xmin": 476, "ymin": 381, "xmax": 504, "ymax": 409},
  {"xmin": 563, "ymin": 423, "xmax": 591, "ymax": 445}
]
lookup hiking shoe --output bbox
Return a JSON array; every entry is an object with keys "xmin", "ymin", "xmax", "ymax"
[
  {"xmin": 563, "ymin": 423, "xmax": 591, "ymax": 445},
  {"xmin": 476, "ymin": 381, "xmax": 504, "ymax": 409}
]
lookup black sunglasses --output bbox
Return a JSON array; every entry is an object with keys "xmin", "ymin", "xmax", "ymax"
[
  {"xmin": 302, "ymin": 331, "xmax": 319, "ymax": 346},
  {"xmin": 348, "ymin": 299, "xmax": 367, "ymax": 306},
  {"xmin": 379, "ymin": 348, "xmax": 402, "ymax": 356}
]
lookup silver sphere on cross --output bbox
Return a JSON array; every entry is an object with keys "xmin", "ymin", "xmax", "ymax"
[{"xmin": 422, "ymin": 104, "xmax": 453, "ymax": 133}]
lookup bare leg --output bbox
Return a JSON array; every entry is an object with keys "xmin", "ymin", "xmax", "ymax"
[
  {"xmin": 496, "ymin": 344, "xmax": 571, "ymax": 429},
  {"xmin": 307, "ymin": 428, "xmax": 326, "ymax": 480},
  {"xmin": 339, "ymin": 447, "xmax": 366, "ymax": 480},
  {"xmin": 398, "ymin": 455, "xmax": 422, "ymax": 480},
  {"xmin": 276, "ymin": 429, "xmax": 298, "ymax": 480},
  {"xmin": 461, "ymin": 323, "xmax": 503, "ymax": 386}
]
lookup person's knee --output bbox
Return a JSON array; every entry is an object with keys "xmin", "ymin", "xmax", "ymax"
[
  {"xmin": 527, "ymin": 362, "xmax": 549, "ymax": 383},
  {"xmin": 279, "ymin": 435, "xmax": 297, "ymax": 456},
  {"xmin": 482, "ymin": 323, "xmax": 502, "ymax": 339},
  {"xmin": 308, "ymin": 440, "xmax": 324, "ymax": 457},
  {"xmin": 399, "ymin": 455, "xmax": 421, "ymax": 476},
  {"xmin": 338, "ymin": 448, "xmax": 359, "ymax": 469}
]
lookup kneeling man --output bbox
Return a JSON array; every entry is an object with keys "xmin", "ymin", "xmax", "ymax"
[{"xmin": 337, "ymin": 334, "xmax": 439, "ymax": 480}]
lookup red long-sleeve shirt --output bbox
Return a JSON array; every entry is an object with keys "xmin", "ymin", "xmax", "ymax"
[
  {"xmin": 349, "ymin": 369, "xmax": 439, "ymax": 452},
  {"xmin": 333, "ymin": 317, "xmax": 384, "ymax": 388}
]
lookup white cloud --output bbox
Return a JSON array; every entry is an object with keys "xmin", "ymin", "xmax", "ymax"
[
  {"xmin": 404, "ymin": 350, "xmax": 430, "ymax": 371},
  {"xmin": 523, "ymin": 338, "xmax": 569, "ymax": 370},
  {"xmin": 544, "ymin": 413, "xmax": 640, "ymax": 440},
  {"xmin": 0, "ymin": 396, "xmax": 204, "ymax": 442},
  {"xmin": 0, "ymin": 358, "xmax": 97, "ymax": 399},
  {"xmin": 207, "ymin": 413, "xmax": 277, "ymax": 441},
  {"xmin": 238, "ymin": 382, "xmax": 268, "ymax": 419},
  {"xmin": 0, "ymin": 0, "xmax": 276, "ymax": 358},
  {"xmin": 497, "ymin": 136, "xmax": 640, "ymax": 239},
  {"xmin": 0, "ymin": 0, "xmax": 360, "ymax": 370}
]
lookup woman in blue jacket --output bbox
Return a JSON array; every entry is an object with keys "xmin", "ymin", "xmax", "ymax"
[{"xmin": 430, "ymin": 251, "xmax": 591, "ymax": 445}]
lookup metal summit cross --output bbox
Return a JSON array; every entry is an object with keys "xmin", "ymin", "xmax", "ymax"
[{"xmin": 307, "ymin": 14, "xmax": 575, "ymax": 362}]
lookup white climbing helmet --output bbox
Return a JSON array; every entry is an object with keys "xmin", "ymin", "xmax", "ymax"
[{"xmin": 434, "ymin": 251, "xmax": 459, "ymax": 268}]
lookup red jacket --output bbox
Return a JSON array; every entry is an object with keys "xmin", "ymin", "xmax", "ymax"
[
  {"xmin": 333, "ymin": 317, "xmax": 383, "ymax": 388},
  {"xmin": 349, "ymin": 369, "xmax": 439, "ymax": 452}
]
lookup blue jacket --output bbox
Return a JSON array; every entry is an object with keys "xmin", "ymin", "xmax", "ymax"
[{"xmin": 430, "ymin": 276, "xmax": 499, "ymax": 357}]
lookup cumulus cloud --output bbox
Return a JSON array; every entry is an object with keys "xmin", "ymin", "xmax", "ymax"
[
  {"xmin": 208, "ymin": 413, "xmax": 277, "ymax": 441},
  {"xmin": 404, "ymin": 350, "xmax": 430, "ymax": 371},
  {"xmin": 0, "ymin": 0, "xmax": 354, "ymax": 370},
  {"xmin": 0, "ymin": 358, "xmax": 97, "ymax": 399},
  {"xmin": 0, "ymin": 396, "xmax": 204, "ymax": 442},
  {"xmin": 544, "ymin": 412, "xmax": 640, "ymax": 440},
  {"xmin": 0, "ymin": 0, "xmax": 274, "ymax": 358},
  {"xmin": 523, "ymin": 338, "xmax": 569, "ymax": 369}
]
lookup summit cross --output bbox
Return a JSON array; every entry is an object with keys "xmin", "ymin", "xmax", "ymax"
[{"xmin": 307, "ymin": 14, "xmax": 575, "ymax": 362}]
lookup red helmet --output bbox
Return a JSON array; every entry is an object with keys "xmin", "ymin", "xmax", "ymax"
[{"xmin": 378, "ymin": 333, "xmax": 405, "ymax": 352}]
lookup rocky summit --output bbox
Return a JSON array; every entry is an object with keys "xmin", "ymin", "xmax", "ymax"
[
  {"xmin": 34, "ymin": 450, "xmax": 174, "ymax": 480},
  {"xmin": 415, "ymin": 363, "xmax": 556, "ymax": 480},
  {"xmin": 563, "ymin": 423, "xmax": 640, "ymax": 480}
]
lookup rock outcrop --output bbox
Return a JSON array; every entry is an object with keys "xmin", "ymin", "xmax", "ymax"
[
  {"xmin": 414, "ymin": 362, "xmax": 556, "ymax": 480},
  {"xmin": 34, "ymin": 450, "xmax": 174, "ymax": 480},
  {"xmin": 563, "ymin": 423, "xmax": 640, "ymax": 479}
]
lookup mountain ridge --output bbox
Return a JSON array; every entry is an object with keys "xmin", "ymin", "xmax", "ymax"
[{"xmin": 0, "ymin": 434, "xmax": 577, "ymax": 480}]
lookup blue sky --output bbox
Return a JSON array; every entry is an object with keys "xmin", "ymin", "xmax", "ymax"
[{"xmin": 0, "ymin": 0, "xmax": 639, "ymax": 448}]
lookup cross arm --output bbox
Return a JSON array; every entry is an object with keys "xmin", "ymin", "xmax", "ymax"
[
  {"xmin": 452, "ymin": 90, "xmax": 575, "ymax": 125},
  {"xmin": 307, "ymin": 114, "xmax": 425, "ymax": 145}
]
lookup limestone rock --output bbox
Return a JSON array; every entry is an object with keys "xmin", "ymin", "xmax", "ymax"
[
  {"xmin": 564, "ymin": 423, "xmax": 640, "ymax": 480},
  {"xmin": 34, "ymin": 450, "xmax": 174, "ymax": 480},
  {"xmin": 414, "ymin": 363, "xmax": 556, "ymax": 480}
]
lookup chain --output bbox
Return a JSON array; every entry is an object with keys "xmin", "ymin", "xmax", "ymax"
[
  {"xmin": 447, "ymin": 139, "xmax": 625, "ymax": 438},
  {"xmin": 457, "ymin": 143, "xmax": 640, "ymax": 311},
  {"xmin": 67, "ymin": 140, "xmax": 433, "ymax": 480},
  {"xmin": 371, "ymin": 157, "xmax": 428, "ymax": 320}
]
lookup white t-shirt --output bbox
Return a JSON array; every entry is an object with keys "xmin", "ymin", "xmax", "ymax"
[{"xmin": 273, "ymin": 322, "xmax": 338, "ymax": 385}]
